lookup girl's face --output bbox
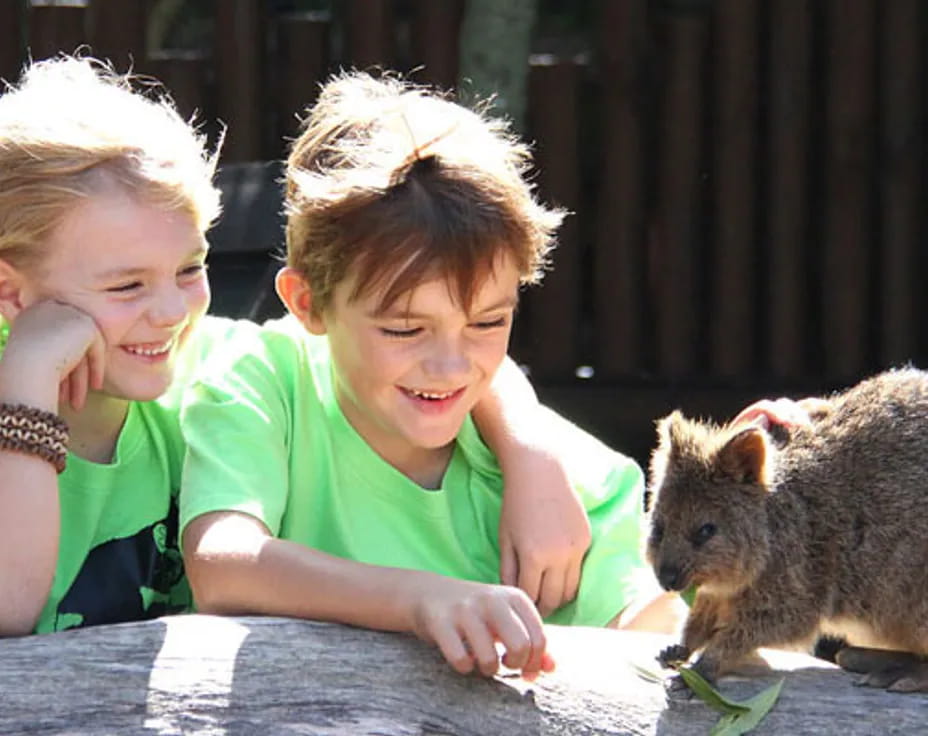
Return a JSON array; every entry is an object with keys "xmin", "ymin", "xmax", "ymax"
[{"xmin": 20, "ymin": 190, "xmax": 210, "ymax": 402}]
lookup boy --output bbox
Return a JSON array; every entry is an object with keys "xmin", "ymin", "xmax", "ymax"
[{"xmin": 180, "ymin": 72, "xmax": 668, "ymax": 677}]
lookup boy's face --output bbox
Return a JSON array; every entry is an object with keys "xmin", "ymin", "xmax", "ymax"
[
  {"xmin": 20, "ymin": 191, "xmax": 210, "ymax": 402},
  {"xmin": 320, "ymin": 255, "xmax": 520, "ymax": 471}
]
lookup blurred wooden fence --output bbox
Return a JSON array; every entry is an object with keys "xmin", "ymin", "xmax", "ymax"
[{"xmin": 2, "ymin": 0, "xmax": 926, "ymax": 462}]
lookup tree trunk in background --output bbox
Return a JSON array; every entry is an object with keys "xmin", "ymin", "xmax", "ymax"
[{"xmin": 458, "ymin": 0, "xmax": 537, "ymax": 131}]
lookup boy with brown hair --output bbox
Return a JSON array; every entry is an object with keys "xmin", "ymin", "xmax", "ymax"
[{"xmin": 179, "ymin": 72, "xmax": 669, "ymax": 677}]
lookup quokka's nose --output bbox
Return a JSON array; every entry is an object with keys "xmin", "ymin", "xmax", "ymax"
[{"xmin": 658, "ymin": 564, "xmax": 684, "ymax": 591}]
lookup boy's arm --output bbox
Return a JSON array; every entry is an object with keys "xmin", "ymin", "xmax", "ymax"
[
  {"xmin": 183, "ymin": 510, "xmax": 554, "ymax": 678},
  {"xmin": 471, "ymin": 356, "xmax": 591, "ymax": 617}
]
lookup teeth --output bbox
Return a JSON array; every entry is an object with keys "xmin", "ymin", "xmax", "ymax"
[
  {"xmin": 125, "ymin": 338, "xmax": 174, "ymax": 357},
  {"xmin": 409, "ymin": 388, "xmax": 455, "ymax": 400}
]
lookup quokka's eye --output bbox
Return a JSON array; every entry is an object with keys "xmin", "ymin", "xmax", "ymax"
[{"xmin": 693, "ymin": 522, "xmax": 717, "ymax": 547}]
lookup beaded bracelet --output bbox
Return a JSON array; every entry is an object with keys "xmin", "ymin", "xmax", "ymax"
[{"xmin": 0, "ymin": 403, "xmax": 69, "ymax": 473}]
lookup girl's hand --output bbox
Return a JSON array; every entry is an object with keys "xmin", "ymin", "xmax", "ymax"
[
  {"xmin": 1, "ymin": 300, "xmax": 105, "ymax": 411},
  {"xmin": 410, "ymin": 577, "xmax": 556, "ymax": 679},
  {"xmin": 498, "ymin": 452, "xmax": 591, "ymax": 618}
]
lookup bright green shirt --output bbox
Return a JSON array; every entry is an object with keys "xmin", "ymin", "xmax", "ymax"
[
  {"xmin": 181, "ymin": 316, "xmax": 652, "ymax": 626},
  {"xmin": 1, "ymin": 316, "xmax": 237, "ymax": 633}
]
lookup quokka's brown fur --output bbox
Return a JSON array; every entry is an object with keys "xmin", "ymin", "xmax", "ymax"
[{"xmin": 646, "ymin": 368, "xmax": 928, "ymax": 688}]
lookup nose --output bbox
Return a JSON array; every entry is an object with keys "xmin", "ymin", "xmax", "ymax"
[
  {"xmin": 658, "ymin": 564, "xmax": 685, "ymax": 591},
  {"xmin": 421, "ymin": 335, "xmax": 471, "ymax": 380},
  {"xmin": 148, "ymin": 284, "xmax": 188, "ymax": 327}
]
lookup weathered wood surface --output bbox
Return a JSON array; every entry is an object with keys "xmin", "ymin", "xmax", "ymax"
[{"xmin": 1, "ymin": 615, "xmax": 924, "ymax": 735}]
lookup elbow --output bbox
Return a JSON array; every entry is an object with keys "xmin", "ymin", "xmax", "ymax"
[
  {"xmin": 0, "ymin": 606, "xmax": 41, "ymax": 637},
  {"xmin": 185, "ymin": 554, "xmax": 239, "ymax": 615},
  {"xmin": 182, "ymin": 511, "xmax": 269, "ymax": 615}
]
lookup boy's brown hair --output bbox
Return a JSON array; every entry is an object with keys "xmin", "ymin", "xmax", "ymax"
[{"xmin": 284, "ymin": 71, "xmax": 563, "ymax": 316}]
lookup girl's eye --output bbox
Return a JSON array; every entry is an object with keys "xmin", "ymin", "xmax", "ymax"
[
  {"xmin": 380, "ymin": 327, "xmax": 422, "ymax": 338},
  {"xmin": 471, "ymin": 316, "xmax": 508, "ymax": 330},
  {"xmin": 106, "ymin": 281, "xmax": 143, "ymax": 294}
]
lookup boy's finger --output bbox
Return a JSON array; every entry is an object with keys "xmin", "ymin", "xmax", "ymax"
[
  {"xmin": 511, "ymin": 595, "xmax": 547, "ymax": 675},
  {"xmin": 459, "ymin": 617, "xmax": 500, "ymax": 677},
  {"xmin": 431, "ymin": 620, "xmax": 475, "ymax": 675},
  {"xmin": 537, "ymin": 570, "xmax": 564, "ymax": 618},
  {"xmin": 499, "ymin": 534, "xmax": 518, "ymax": 587},
  {"xmin": 517, "ymin": 557, "xmax": 543, "ymax": 604},
  {"xmin": 564, "ymin": 556, "xmax": 581, "ymax": 603}
]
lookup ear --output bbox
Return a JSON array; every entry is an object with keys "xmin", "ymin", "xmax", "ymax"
[
  {"xmin": 716, "ymin": 426, "xmax": 769, "ymax": 486},
  {"xmin": 0, "ymin": 258, "xmax": 28, "ymax": 322},
  {"xmin": 275, "ymin": 266, "xmax": 326, "ymax": 335}
]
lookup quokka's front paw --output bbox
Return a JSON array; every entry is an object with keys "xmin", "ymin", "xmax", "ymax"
[
  {"xmin": 664, "ymin": 673, "xmax": 694, "ymax": 700},
  {"xmin": 657, "ymin": 643, "xmax": 691, "ymax": 669}
]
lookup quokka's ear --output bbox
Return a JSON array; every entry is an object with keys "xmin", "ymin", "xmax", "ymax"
[
  {"xmin": 716, "ymin": 426, "xmax": 769, "ymax": 486},
  {"xmin": 648, "ymin": 411, "xmax": 687, "ymax": 507},
  {"xmin": 656, "ymin": 410, "xmax": 686, "ymax": 452}
]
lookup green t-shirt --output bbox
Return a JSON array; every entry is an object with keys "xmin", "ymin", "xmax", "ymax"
[
  {"xmin": 0, "ymin": 315, "xmax": 237, "ymax": 633},
  {"xmin": 181, "ymin": 316, "xmax": 652, "ymax": 626}
]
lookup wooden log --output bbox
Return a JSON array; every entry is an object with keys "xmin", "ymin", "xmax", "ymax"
[
  {"xmin": 2, "ymin": 614, "xmax": 926, "ymax": 734},
  {"xmin": 708, "ymin": 0, "xmax": 759, "ymax": 378},
  {"xmin": 0, "ymin": 0, "xmax": 24, "ymax": 85},
  {"xmin": 878, "ymin": 0, "xmax": 922, "ymax": 366},
  {"xmin": 821, "ymin": 0, "xmax": 876, "ymax": 381},
  {"xmin": 765, "ymin": 0, "xmax": 813, "ymax": 380},
  {"xmin": 525, "ymin": 54, "xmax": 584, "ymax": 380},
  {"xmin": 591, "ymin": 0, "xmax": 649, "ymax": 379},
  {"xmin": 27, "ymin": 1, "xmax": 88, "ymax": 61},
  {"xmin": 214, "ymin": 0, "xmax": 267, "ymax": 162},
  {"xmin": 651, "ymin": 7, "xmax": 709, "ymax": 379}
]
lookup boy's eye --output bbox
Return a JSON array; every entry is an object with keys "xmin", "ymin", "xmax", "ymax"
[
  {"xmin": 179, "ymin": 263, "xmax": 207, "ymax": 278},
  {"xmin": 380, "ymin": 326, "xmax": 422, "ymax": 338},
  {"xmin": 471, "ymin": 316, "xmax": 508, "ymax": 330}
]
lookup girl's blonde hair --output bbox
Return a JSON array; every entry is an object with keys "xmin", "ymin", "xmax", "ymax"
[{"xmin": 0, "ymin": 55, "xmax": 221, "ymax": 272}]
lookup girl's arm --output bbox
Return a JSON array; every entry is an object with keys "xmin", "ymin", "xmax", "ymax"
[
  {"xmin": 0, "ymin": 301, "xmax": 103, "ymax": 635},
  {"xmin": 471, "ymin": 356, "xmax": 591, "ymax": 617}
]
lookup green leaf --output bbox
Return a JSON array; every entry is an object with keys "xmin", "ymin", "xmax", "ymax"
[
  {"xmin": 708, "ymin": 678, "xmax": 785, "ymax": 735},
  {"xmin": 629, "ymin": 661, "xmax": 665, "ymax": 684},
  {"xmin": 676, "ymin": 666, "xmax": 750, "ymax": 715},
  {"xmin": 681, "ymin": 585, "xmax": 698, "ymax": 607}
]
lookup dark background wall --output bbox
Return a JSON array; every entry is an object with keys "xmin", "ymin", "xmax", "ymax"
[{"xmin": 2, "ymin": 0, "xmax": 926, "ymax": 468}]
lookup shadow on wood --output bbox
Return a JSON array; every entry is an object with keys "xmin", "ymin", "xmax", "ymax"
[{"xmin": 1, "ymin": 615, "xmax": 924, "ymax": 734}]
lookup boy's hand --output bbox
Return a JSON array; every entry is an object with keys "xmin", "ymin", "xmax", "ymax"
[
  {"xmin": 498, "ymin": 453, "xmax": 591, "ymax": 618},
  {"xmin": 410, "ymin": 577, "xmax": 555, "ymax": 679},
  {"xmin": 731, "ymin": 397, "xmax": 812, "ymax": 431},
  {"xmin": 1, "ymin": 300, "xmax": 105, "ymax": 411},
  {"xmin": 732, "ymin": 396, "xmax": 834, "ymax": 432}
]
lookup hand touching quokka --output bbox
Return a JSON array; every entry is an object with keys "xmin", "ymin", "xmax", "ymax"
[{"xmin": 646, "ymin": 368, "xmax": 928, "ymax": 694}]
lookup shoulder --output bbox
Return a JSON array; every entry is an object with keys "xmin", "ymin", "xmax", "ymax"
[{"xmin": 183, "ymin": 315, "xmax": 332, "ymax": 408}]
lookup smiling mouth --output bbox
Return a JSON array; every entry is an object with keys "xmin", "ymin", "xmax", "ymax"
[
  {"xmin": 402, "ymin": 387, "xmax": 464, "ymax": 401},
  {"xmin": 122, "ymin": 337, "xmax": 176, "ymax": 357}
]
